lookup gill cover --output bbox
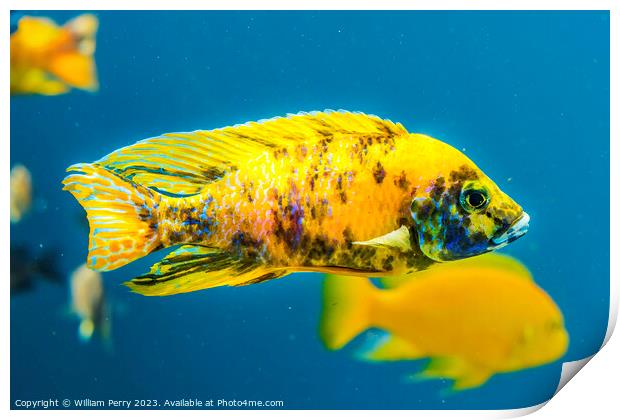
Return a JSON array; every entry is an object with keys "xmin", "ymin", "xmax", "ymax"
[{"xmin": 409, "ymin": 167, "xmax": 526, "ymax": 262}]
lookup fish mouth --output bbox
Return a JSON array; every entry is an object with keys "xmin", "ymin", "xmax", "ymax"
[{"xmin": 490, "ymin": 212, "xmax": 530, "ymax": 249}]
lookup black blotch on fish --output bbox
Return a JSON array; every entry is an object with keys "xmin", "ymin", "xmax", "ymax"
[
  {"xmin": 395, "ymin": 171, "xmax": 410, "ymax": 191},
  {"xmin": 449, "ymin": 165, "xmax": 479, "ymax": 183},
  {"xmin": 430, "ymin": 177, "xmax": 446, "ymax": 201},
  {"xmin": 412, "ymin": 198, "xmax": 434, "ymax": 219},
  {"xmin": 272, "ymin": 147, "xmax": 289, "ymax": 160},
  {"xmin": 342, "ymin": 227, "xmax": 354, "ymax": 249},
  {"xmin": 201, "ymin": 166, "xmax": 228, "ymax": 181},
  {"xmin": 271, "ymin": 198, "xmax": 305, "ymax": 252},
  {"xmin": 405, "ymin": 250, "xmax": 434, "ymax": 271},
  {"xmin": 305, "ymin": 235, "xmax": 336, "ymax": 262},
  {"xmin": 231, "ymin": 231, "xmax": 264, "ymax": 259},
  {"xmin": 373, "ymin": 161, "xmax": 386, "ymax": 184},
  {"xmin": 137, "ymin": 195, "xmax": 156, "ymax": 222},
  {"xmin": 382, "ymin": 255, "xmax": 394, "ymax": 271}
]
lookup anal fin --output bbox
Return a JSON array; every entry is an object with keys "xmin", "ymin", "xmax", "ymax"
[
  {"xmin": 451, "ymin": 370, "xmax": 492, "ymax": 391},
  {"xmin": 125, "ymin": 245, "xmax": 288, "ymax": 296},
  {"xmin": 411, "ymin": 357, "xmax": 493, "ymax": 392}
]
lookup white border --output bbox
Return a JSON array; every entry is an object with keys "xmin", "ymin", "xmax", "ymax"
[
  {"xmin": 3, "ymin": 0, "xmax": 618, "ymax": 11},
  {"xmin": 4, "ymin": 1, "xmax": 617, "ymax": 419}
]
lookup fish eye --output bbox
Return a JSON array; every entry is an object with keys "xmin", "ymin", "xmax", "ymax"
[{"xmin": 460, "ymin": 186, "xmax": 489, "ymax": 213}]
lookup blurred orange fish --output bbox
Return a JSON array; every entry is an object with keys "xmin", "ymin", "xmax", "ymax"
[
  {"xmin": 10, "ymin": 13, "xmax": 98, "ymax": 96},
  {"xmin": 320, "ymin": 253, "xmax": 568, "ymax": 391},
  {"xmin": 10, "ymin": 164, "xmax": 32, "ymax": 223},
  {"xmin": 70, "ymin": 263, "xmax": 111, "ymax": 343}
]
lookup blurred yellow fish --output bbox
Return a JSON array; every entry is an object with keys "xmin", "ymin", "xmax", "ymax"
[
  {"xmin": 10, "ymin": 13, "xmax": 98, "ymax": 95},
  {"xmin": 320, "ymin": 254, "xmax": 568, "ymax": 391},
  {"xmin": 10, "ymin": 164, "xmax": 32, "ymax": 223},
  {"xmin": 70, "ymin": 264, "xmax": 111, "ymax": 343},
  {"xmin": 62, "ymin": 111, "xmax": 528, "ymax": 296}
]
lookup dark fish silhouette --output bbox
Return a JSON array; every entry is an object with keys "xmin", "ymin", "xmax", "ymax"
[{"xmin": 10, "ymin": 244, "xmax": 62, "ymax": 294}]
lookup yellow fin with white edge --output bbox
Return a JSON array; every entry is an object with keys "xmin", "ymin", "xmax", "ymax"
[
  {"xmin": 125, "ymin": 245, "xmax": 289, "ymax": 296},
  {"xmin": 93, "ymin": 110, "xmax": 409, "ymax": 197},
  {"xmin": 353, "ymin": 225, "xmax": 412, "ymax": 253}
]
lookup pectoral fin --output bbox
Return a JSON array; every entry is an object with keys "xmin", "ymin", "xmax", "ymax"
[
  {"xmin": 359, "ymin": 333, "xmax": 425, "ymax": 361},
  {"xmin": 352, "ymin": 225, "xmax": 412, "ymax": 253},
  {"xmin": 125, "ymin": 245, "xmax": 288, "ymax": 296}
]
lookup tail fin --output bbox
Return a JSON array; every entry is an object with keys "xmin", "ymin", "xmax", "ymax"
[
  {"xmin": 49, "ymin": 14, "xmax": 98, "ymax": 91},
  {"xmin": 319, "ymin": 275, "xmax": 377, "ymax": 350},
  {"xmin": 62, "ymin": 163, "xmax": 161, "ymax": 272},
  {"xmin": 65, "ymin": 14, "xmax": 99, "ymax": 44}
]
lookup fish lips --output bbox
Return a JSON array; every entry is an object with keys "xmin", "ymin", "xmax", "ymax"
[{"xmin": 489, "ymin": 212, "xmax": 530, "ymax": 250}]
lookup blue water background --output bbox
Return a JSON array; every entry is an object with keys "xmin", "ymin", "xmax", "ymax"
[{"xmin": 10, "ymin": 11, "xmax": 610, "ymax": 409}]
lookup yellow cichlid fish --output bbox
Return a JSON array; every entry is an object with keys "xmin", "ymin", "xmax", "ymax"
[
  {"xmin": 62, "ymin": 111, "xmax": 529, "ymax": 296},
  {"xmin": 319, "ymin": 254, "xmax": 568, "ymax": 391},
  {"xmin": 11, "ymin": 14, "xmax": 98, "ymax": 96}
]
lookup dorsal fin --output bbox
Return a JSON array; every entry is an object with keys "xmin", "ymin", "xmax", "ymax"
[
  {"xmin": 94, "ymin": 110, "xmax": 408, "ymax": 196},
  {"xmin": 14, "ymin": 17, "xmax": 60, "ymax": 49}
]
